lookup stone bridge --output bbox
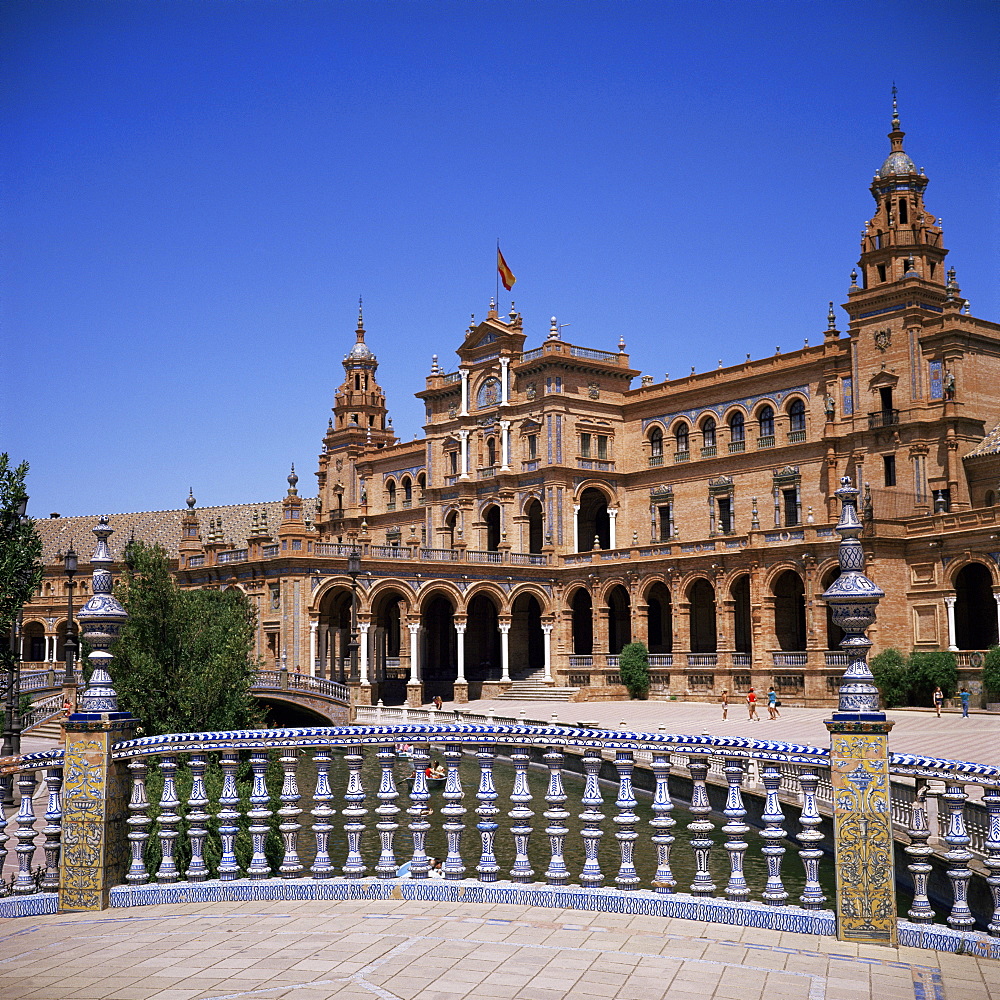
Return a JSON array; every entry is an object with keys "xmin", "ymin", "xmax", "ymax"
[{"xmin": 250, "ymin": 669, "xmax": 351, "ymax": 724}]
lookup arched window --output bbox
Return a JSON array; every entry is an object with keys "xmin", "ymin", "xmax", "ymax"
[
  {"xmin": 758, "ymin": 405, "xmax": 775, "ymax": 438},
  {"xmin": 788, "ymin": 398, "xmax": 806, "ymax": 434},
  {"xmin": 729, "ymin": 412, "xmax": 745, "ymax": 443},
  {"xmin": 675, "ymin": 422, "xmax": 689, "ymax": 454},
  {"xmin": 702, "ymin": 416, "xmax": 716, "ymax": 449},
  {"xmin": 649, "ymin": 427, "xmax": 663, "ymax": 463},
  {"xmin": 402, "ymin": 477, "xmax": 412, "ymax": 504},
  {"xmin": 417, "ymin": 472, "xmax": 426, "ymax": 502},
  {"xmin": 487, "ymin": 437, "xmax": 497, "ymax": 467},
  {"xmin": 386, "ymin": 480, "xmax": 396, "ymax": 509}
]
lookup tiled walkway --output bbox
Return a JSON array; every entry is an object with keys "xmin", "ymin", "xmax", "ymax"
[{"xmin": 3, "ymin": 898, "xmax": 998, "ymax": 1000}]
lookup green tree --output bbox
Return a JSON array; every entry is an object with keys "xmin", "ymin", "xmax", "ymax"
[
  {"xmin": 907, "ymin": 650, "xmax": 958, "ymax": 707},
  {"xmin": 982, "ymin": 645, "xmax": 1000, "ymax": 700},
  {"xmin": 869, "ymin": 647, "xmax": 909, "ymax": 707},
  {"xmin": 111, "ymin": 540, "xmax": 261, "ymax": 735},
  {"xmin": 1, "ymin": 455, "xmax": 44, "ymax": 749},
  {"xmin": 618, "ymin": 642, "xmax": 650, "ymax": 700}
]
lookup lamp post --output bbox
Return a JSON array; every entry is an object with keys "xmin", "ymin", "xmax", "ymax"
[
  {"xmin": 62, "ymin": 543, "xmax": 78, "ymax": 688},
  {"xmin": 347, "ymin": 547, "xmax": 361, "ymax": 683}
]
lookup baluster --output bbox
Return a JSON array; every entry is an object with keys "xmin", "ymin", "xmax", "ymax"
[
  {"xmin": 650, "ymin": 750, "xmax": 675, "ymax": 893},
  {"xmin": 508, "ymin": 746, "xmax": 534, "ymax": 883},
  {"xmin": 0, "ymin": 781, "xmax": 8, "ymax": 875},
  {"xmin": 613, "ymin": 750, "xmax": 639, "ymax": 891},
  {"xmin": 13, "ymin": 771, "xmax": 38, "ymax": 894},
  {"xmin": 126, "ymin": 759, "xmax": 151, "ymax": 884},
  {"xmin": 904, "ymin": 781, "xmax": 934, "ymax": 923},
  {"xmin": 441, "ymin": 744, "xmax": 465, "ymax": 879},
  {"xmin": 722, "ymin": 757, "xmax": 749, "ymax": 901},
  {"xmin": 247, "ymin": 749, "xmax": 272, "ymax": 879},
  {"xmin": 342, "ymin": 750, "xmax": 367, "ymax": 877},
  {"xmin": 40, "ymin": 767, "xmax": 63, "ymax": 891},
  {"xmin": 942, "ymin": 782, "xmax": 975, "ymax": 928},
  {"xmin": 408, "ymin": 745, "xmax": 431, "ymax": 878},
  {"xmin": 278, "ymin": 749, "xmax": 303, "ymax": 877},
  {"xmin": 760, "ymin": 764, "xmax": 788, "ymax": 904},
  {"xmin": 543, "ymin": 747, "xmax": 570, "ymax": 885},
  {"xmin": 156, "ymin": 755, "xmax": 181, "ymax": 884},
  {"xmin": 186, "ymin": 754, "xmax": 210, "ymax": 882},
  {"xmin": 687, "ymin": 754, "xmax": 715, "ymax": 896},
  {"xmin": 375, "ymin": 746, "xmax": 400, "ymax": 877},
  {"xmin": 796, "ymin": 769, "xmax": 826, "ymax": 909},
  {"xmin": 475, "ymin": 745, "xmax": 499, "ymax": 882},
  {"xmin": 310, "ymin": 748, "xmax": 335, "ymax": 878},
  {"xmin": 983, "ymin": 785, "xmax": 1000, "ymax": 936},
  {"xmin": 217, "ymin": 753, "xmax": 241, "ymax": 880},
  {"xmin": 579, "ymin": 749, "xmax": 604, "ymax": 887}
]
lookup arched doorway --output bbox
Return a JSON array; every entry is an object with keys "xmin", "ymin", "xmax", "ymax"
[
  {"xmin": 730, "ymin": 575, "xmax": 752, "ymax": 653},
  {"xmin": 510, "ymin": 593, "xmax": 544, "ymax": 676},
  {"xmin": 318, "ymin": 588, "xmax": 354, "ymax": 681},
  {"xmin": 606, "ymin": 585, "xmax": 631, "ymax": 654},
  {"xmin": 21, "ymin": 621, "xmax": 46, "ymax": 663},
  {"xmin": 484, "ymin": 504, "xmax": 501, "ymax": 552},
  {"xmin": 773, "ymin": 570, "xmax": 806, "ymax": 651},
  {"xmin": 466, "ymin": 592, "xmax": 501, "ymax": 680},
  {"xmin": 571, "ymin": 589, "xmax": 593, "ymax": 655},
  {"xmin": 578, "ymin": 488, "xmax": 610, "ymax": 551},
  {"xmin": 444, "ymin": 510, "xmax": 458, "ymax": 548},
  {"xmin": 371, "ymin": 589, "xmax": 406, "ymax": 704},
  {"xmin": 689, "ymin": 579, "xmax": 717, "ymax": 653},
  {"xmin": 821, "ymin": 568, "xmax": 845, "ymax": 650},
  {"xmin": 526, "ymin": 498, "xmax": 544, "ymax": 554},
  {"xmin": 421, "ymin": 594, "xmax": 456, "ymax": 700},
  {"xmin": 645, "ymin": 582, "xmax": 672, "ymax": 653},
  {"xmin": 954, "ymin": 563, "xmax": 998, "ymax": 649}
]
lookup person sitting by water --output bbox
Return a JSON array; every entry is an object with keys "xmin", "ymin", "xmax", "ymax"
[
  {"xmin": 428, "ymin": 857, "xmax": 444, "ymax": 878},
  {"xmin": 427, "ymin": 761, "xmax": 446, "ymax": 779}
]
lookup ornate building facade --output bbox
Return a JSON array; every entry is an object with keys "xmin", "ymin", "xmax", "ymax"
[{"xmin": 23, "ymin": 108, "xmax": 1000, "ymax": 708}]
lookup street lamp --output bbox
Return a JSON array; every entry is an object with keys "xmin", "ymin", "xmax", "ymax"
[
  {"xmin": 63, "ymin": 543, "xmax": 78, "ymax": 687},
  {"xmin": 347, "ymin": 547, "xmax": 361, "ymax": 683}
]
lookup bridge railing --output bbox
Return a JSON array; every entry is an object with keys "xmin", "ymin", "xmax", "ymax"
[
  {"xmin": 251, "ymin": 670, "xmax": 350, "ymax": 704},
  {"xmin": 2, "ymin": 722, "xmax": 998, "ymax": 952}
]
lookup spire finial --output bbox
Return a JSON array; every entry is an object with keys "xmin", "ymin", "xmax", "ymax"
[
  {"xmin": 287, "ymin": 463, "xmax": 299, "ymax": 495},
  {"xmin": 827, "ymin": 301, "xmax": 836, "ymax": 330},
  {"xmin": 187, "ymin": 488, "xmax": 196, "ymax": 509},
  {"xmin": 891, "ymin": 82, "xmax": 900, "ymax": 131}
]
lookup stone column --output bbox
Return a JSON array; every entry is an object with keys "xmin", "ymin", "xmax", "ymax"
[
  {"xmin": 822, "ymin": 477, "xmax": 897, "ymax": 946},
  {"xmin": 459, "ymin": 368, "xmax": 469, "ymax": 416},
  {"xmin": 454, "ymin": 619, "xmax": 468, "ymax": 704},
  {"xmin": 573, "ymin": 502, "xmax": 581, "ymax": 551},
  {"xmin": 944, "ymin": 595, "xmax": 958, "ymax": 651},
  {"xmin": 995, "ymin": 593, "xmax": 1000, "ymax": 648},
  {"xmin": 358, "ymin": 621, "xmax": 371, "ymax": 685},
  {"xmin": 459, "ymin": 429, "xmax": 471, "ymax": 480},
  {"xmin": 309, "ymin": 621, "xmax": 318, "ymax": 677},
  {"xmin": 499, "ymin": 357, "xmax": 510, "ymax": 406},
  {"xmin": 542, "ymin": 623, "xmax": 554, "ymax": 683},
  {"xmin": 499, "ymin": 420, "xmax": 511, "ymax": 470},
  {"xmin": 499, "ymin": 621, "xmax": 511, "ymax": 682},
  {"xmin": 406, "ymin": 621, "xmax": 423, "ymax": 707},
  {"xmin": 608, "ymin": 508, "xmax": 618, "ymax": 549}
]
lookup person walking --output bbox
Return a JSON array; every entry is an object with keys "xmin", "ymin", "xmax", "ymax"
[
  {"xmin": 720, "ymin": 689, "xmax": 729, "ymax": 721},
  {"xmin": 933, "ymin": 686, "xmax": 944, "ymax": 717},
  {"xmin": 959, "ymin": 687, "xmax": 970, "ymax": 718},
  {"xmin": 767, "ymin": 686, "xmax": 781, "ymax": 720},
  {"xmin": 746, "ymin": 687, "xmax": 759, "ymax": 722}
]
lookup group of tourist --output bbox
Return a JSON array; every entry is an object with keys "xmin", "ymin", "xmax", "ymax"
[{"xmin": 719, "ymin": 687, "xmax": 781, "ymax": 722}]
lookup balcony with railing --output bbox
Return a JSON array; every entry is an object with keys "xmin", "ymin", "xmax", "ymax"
[
  {"xmin": 648, "ymin": 454, "xmax": 663, "ymax": 467},
  {"xmin": 757, "ymin": 435, "xmax": 775, "ymax": 449},
  {"xmin": 868, "ymin": 409, "xmax": 900, "ymax": 429},
  {"xmin": 673, "ymin": 450, "xmax": 690, "ymax": 463},
  {"xmin": 787, "ymin": 430, "xmax": 806, "ymax": 443},
  {"xmin": 728, "ymin": 440, "xmax": 745, "ymax": 453},
  {"xmin": 217, "ymin": 549, "xmax": 248, "ymax": 564}
]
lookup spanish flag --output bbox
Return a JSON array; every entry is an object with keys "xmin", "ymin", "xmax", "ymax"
[{"xmin": 497, "ymin": 247, "xmax": 516, "ymax": 291}]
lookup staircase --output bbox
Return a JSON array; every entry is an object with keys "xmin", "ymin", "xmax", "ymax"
[
  {"xmin": 21, "ymin": 716, "xmax": 64, "ymax": 741},
  {"xmin": 496, "ymin": 669, "xmax": 578, "ymax": 702}
]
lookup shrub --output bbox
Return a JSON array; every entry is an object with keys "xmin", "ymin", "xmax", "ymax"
[
  {"xmin": 907, "ymin": 650, "xmax": 958, "ymax": 707},
  {"xmin": 619, "ymin": 642, "xmax": 650, "ymax": 700},
  {"xmin": 983, "ymin": 645, "xmax": 1000, "ymax": 699},
  {"xmin": 870, "ymin": 647, "xmax": 909, "ymax": 707}
]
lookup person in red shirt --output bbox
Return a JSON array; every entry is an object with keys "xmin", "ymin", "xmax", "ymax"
[{"xmin": 746, "ymin": 687, "xmax": 759, "ymax": 722}]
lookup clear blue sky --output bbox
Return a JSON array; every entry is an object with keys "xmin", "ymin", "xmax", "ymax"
[{"xmin": 3, "ymin": 1, "xmax": 998, "ymax": 519}]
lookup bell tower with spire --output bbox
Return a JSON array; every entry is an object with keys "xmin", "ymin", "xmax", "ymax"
[{"xmin": 315, "ymin": 301, "xmax": 396, "ymax": 538}]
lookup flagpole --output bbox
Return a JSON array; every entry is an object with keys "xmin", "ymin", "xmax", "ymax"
[{"xmin": 496, "ymin": 237, "xmax": 500, "ymax": 307}]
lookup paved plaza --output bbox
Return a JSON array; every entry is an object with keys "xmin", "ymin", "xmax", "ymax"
[{"xmin": 3, "ymin": 897, "xmax": 998, "ymax": 1000}]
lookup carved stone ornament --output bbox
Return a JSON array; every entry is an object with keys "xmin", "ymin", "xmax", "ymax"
[
  {"xmin": 525, "ymin": 382, "xmax": 537, "ymax": 401},
  {"xmin": 874, "ymin": 328, "xmax": 891, "ymax": 352},
  {"xmin": 588, "ymin": 382, "xmax": 600, "ymax": 400},
  {"xmin": 448, "ymin": 404, "xmax": 457, "ymax": 419}
]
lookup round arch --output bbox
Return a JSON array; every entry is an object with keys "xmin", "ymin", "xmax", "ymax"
[
  {"xmin": 20, "ymin": 619, "xmax": 47, "ymax": 663},
  {"xmin": 953, "ymin": 561, "xmax": 999, "ymax": 649},
  {"xmin": 510, "ymin": 591, "xmax": 544, "ymax": 675},
  {"xmin": 463, "ymin": 580, "xmax": 509, "ymax": 613},
  {"xmin": 729, "ymin": 574, "xmax": 752, "ymax": 654},
  {"xmin": 481, "ymin": 502, "xmax": 502, "ymax": 552},
  {"xmin": 577, "ymin": 486, "xmax": 612, "ymax": 552},
  {"xmin": 317, "ymin": 585, "xmax": 355, "ymax": 682},
  {"xmin": 508, "ymin": 582, "xmax": 551, "ymax": 614},
  {"xmin": 466, "ymin": 590, "xmax": 501, "ymax": 681},
  {"xmin": 772, "ymin": 569, "xmax": 806, "ymax": 651},
  {"xmin": 687, "ymin": 577, "xmax": 717, "ymax": 653},
  {"xmin": 605, "ymin": 584, "xmax": 631, "ymax": 655},
  {"xmin": 421, "ymin": 592, "xmax": 456, "ymax": 699},
  {"xmin": 644, "ymin": 580, "xmax": 672, "ymax": 654},
  {"xmin": 523, "ymin": 496, "xmax": 544, "ymax": 554},
  {"xmin": 568, "ymin": 586, "xmax": 593, "ymax": 656}
]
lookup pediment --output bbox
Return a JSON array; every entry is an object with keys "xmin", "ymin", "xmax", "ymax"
[{"xmin": 868, "ymin": 369, "xmax": 899, "ymax": 391}]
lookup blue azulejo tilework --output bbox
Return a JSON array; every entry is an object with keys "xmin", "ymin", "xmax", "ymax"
[
  {"xmin": 897, "ymin": 919, "xmax": 1000, "ymax": 961},
  {"xmin": 0, "ymin": 892, "xmax": 59, "ymax": 919}
]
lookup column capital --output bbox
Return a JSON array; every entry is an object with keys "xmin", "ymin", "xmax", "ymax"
[
  {"xmin": 498, "ymin": 621, "xmax": 511, "ymax": 634},
  {"xmin": 944, "ymin": 594, "xmax": 957, "ymax": 609},
  {"xmin": 454, "ymin": 621, "xmax": 467, "ymax": 634}
]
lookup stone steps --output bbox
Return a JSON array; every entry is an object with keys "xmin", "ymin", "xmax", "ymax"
[
  {"xmin": 22, "ymin": 718, "xmax": 63, "ymax": 740},
  {"xmin": 497, "ymin": 671, "xmax": 578, "ymax": 701}
]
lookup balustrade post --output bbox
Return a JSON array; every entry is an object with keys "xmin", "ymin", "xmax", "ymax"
[
  {"xmin": 40, "ymin": 767, "xmax": 63, "ymax": 891},
  {"xmin": 508, "ymin": 747, "xmax": 534, "ymax": 882},
  {"xmin": 186, "ymin": 755, "xmax": 210, "ymax": 882},
  {"xmin": 246, "ymin": 750, "xmax": 272, "ymax": 879},
  {"xmin": 475, "ymin": 745, "xmax": 500, "ymax": 882},
  {"xmin": 823, "ymin": 478, "xmax": 897, "ymax": 946},
  {"xmin": 613, "ymin": 750, "xmax": 640, "ymax": 890},
  {"xmin": 579, "ymin": 749, "xmax": 605, "ymax": 886},
  {"xmin": 984, "ymin": 785, "xmax": 1000, "ymax": 936},
  {"xmin": 687, "ymin": 753, "xmax": 715, "ymax": 896},
  {"xmin": 904, "ymin": 782, "xmax": 935, "ymax": 923},
  {"xmin": 543, "ymin": 747, "xmax": 570, "ymax": 885},
  {"xmin": 408, "ymin": 745, "xmax": 432, "ymax": 878},
  {"xmin": 942, "ymin": 783, "xmax": 975, "ymax": 929},
  {"xmin": 760, "ymin": 765, "xmax": 788, "ymax": 905},
  {"xmin": 154, "ymin": 756, "xmax": 181, "ymax": 883},
  {"xmin": 796, "ymin": 770, "xmax": 826, "ymax": 909},
  {"xmin": 13, "ymin": 771, "xmax": 38, "ymax": 894},
  {"xmin": 217, "ymin": 753, "xmax": 241, "ymax": 880},
  {"xmin": 374, "ymin": 747, "xmax": 400, "ymax": 877},
  {"xmin": 722, "ymin": 757, "xmax": 749, "ymax": 901},
  {"xmin": 278, "ymin": 750, "xmax": 303, "ymax": 877},
  {"xmin": 342, "ymin": 750, "xmax": 368, "ymax": 877},
  {"xmin": 310, "ymin": 748, "xmax": 335, "ymax": 878},
  {"xmin": 441, "ymin": 744, "xmax": 465, "ymax": 879},
  {"xmin": 650, "ymin": 751, "xmax": 675, "ymax": 893}
]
